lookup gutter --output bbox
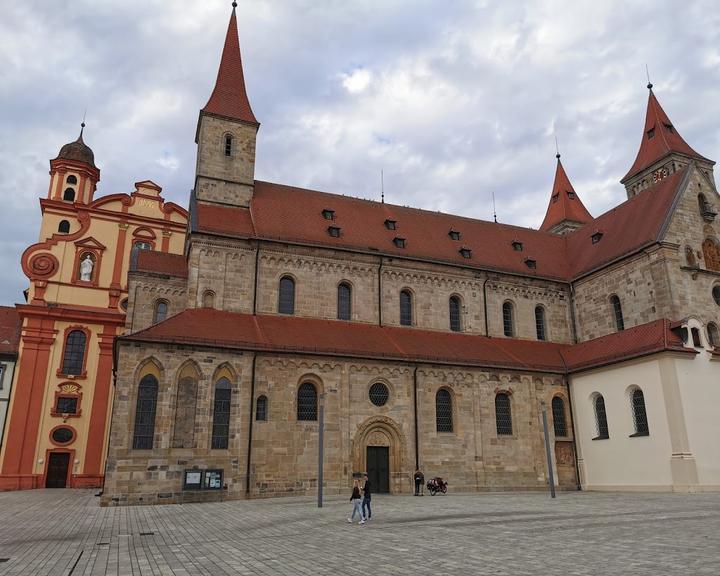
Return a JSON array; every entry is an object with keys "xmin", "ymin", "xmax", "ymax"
[
  {"xmin": 252, "ymin": 244, "xmax": 260, "ymax": 315},
  {"xmin": 413, "ymin": 365, "xmax": 419, "ymax": 470},
  {"xmin": 482, "ymin": 276, "xmax": 490, "ymax": 337},
  {"xmin": 378, "ymin": 258, "xmax": 383, "ymax": 326},
  {"xmin": 245, "ymin": 353, "xmax": 257, "ymax": 495}
]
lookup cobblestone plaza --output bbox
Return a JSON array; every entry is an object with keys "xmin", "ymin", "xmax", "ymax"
[{"xmin": 0, "ymin": 490, "xmax": 718, "ymax": 575}]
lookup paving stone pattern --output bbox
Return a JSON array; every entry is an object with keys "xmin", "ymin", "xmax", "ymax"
[{"xmin": 0, "ymin": 489, "xmax": 718, "ymax": 575}]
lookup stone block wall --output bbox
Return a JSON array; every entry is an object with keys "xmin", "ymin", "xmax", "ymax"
[
  {"xmin": 102, "ymin": 341, "xmax": 575, "ymax": 506},
  {"xmin": 125, "ymin": 272, "xmax": 187, "ymax": 332}
]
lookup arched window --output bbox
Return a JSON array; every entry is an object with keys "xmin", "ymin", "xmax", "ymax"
[
  {"xmin": 278, "ymin": 276, "xmax": 295, "ymax": 315},
  {"xmin": 337, "ymin": 282, "xmax": 352, "ymax": 320},
  {"xmin": 610, "ymin": 295, "xmax": 624, "ymax": 331},
  {"xmin": 211, "ymin": 378, "xmax": 232, "ymax": 449},
  {"xmin": 172, "ymin": 377, "xmax": 198, "ymax": 448},
  {"xmin": 256, "ymin": 395, "xmax": 268, "ymax": 421},
  {"xmin": 58, "ymin": 220, "xmax": 70, "ymax": 234},
  {"xmin": 708, "ymin": 323, "xmax": 720, "ymax": 347},
  {"xmin": 502, "ymin": 302, "xmax": 514, "ymax": 337},
  {"xmin": 713, "ymin": 285, "xmax": 720, "ymax": 306},
  {"xmin": 630, "ymin": 388, "xmax": 649, "ymax": 436},
  {"xmin": 703, "ymin": 238, "xmax": 720, "ymax": 271},
  {"xmin": 297, "ymin": 382, "xmax": 317, "ymax": 421},
  {"xmin": 132, "ymin": 374, "xmax": 158, "ymax": 449},
  {"xmin": 535, "ymin": 306, "xmax": 546, "ymax": 341},
  {"xmin": 449, "ymin": 296, "xmax": 462, "ymax": 332},
  {"xmin": 63, "ymin": 188, "xmax": 75, "ymax": 202},
  {"xmin": 495, "ymin": 393, "xmax": 513, "ymax": 435},
  {"xmin": 224, "ymin": 134, "xmax": 233, "ymax": 157},
  {"xmin": 153, "ymin": 300, "xmax": 168, "ymax": 324},
  {"xmin": 130, "ymin": 241, "xmax": 152, "ymax": 270},
  {"xmin": 202, "ymin": 290, "xmax": 215, "ymax": 309},
  {"xmin": 593, "ymin": 394, "xmax": 609, "ymax": 439},
  {"xmin": 61, "ymin": 330, "xmax": 86, "ymax": 375},
  {"xmin": 400, "ymin": 289, "xmax": 413, "ymax": 326},
  {"xmin": 435, "ymin": 389, "xmax": 453, "ymax": 432},
  {"xmin": 66, "ymin": 175, "xmax": 77, "ymax": 185},
  {"xmin": 551, "ymin": 396, "xmax": 567, "ymax": 437}
]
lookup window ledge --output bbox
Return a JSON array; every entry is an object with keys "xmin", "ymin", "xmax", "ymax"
[
  {"xmin": 629, "ymin": 431, "xmax": 650, "ymax": 438},
  {"xmin": 592, "ymin": 435, "xmax": 609, "ymax": 441}
]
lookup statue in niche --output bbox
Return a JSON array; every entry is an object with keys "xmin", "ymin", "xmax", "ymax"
[
  {"xmin": 79, "ymin": 253, "xmax": 94, "ymax": 281},
  {"xmin": 685, "ymin": 246, "xmax": 697, "ymax": 268}
]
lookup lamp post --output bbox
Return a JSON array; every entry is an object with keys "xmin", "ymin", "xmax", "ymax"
[{"xmin": 541, "ymin": 401, "xmax": 556, "ymax": 499}]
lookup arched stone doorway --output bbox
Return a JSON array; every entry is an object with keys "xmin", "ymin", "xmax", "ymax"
[{"xmin": 353, "ymin": 416, "xmax": 407, "ymax": 494}]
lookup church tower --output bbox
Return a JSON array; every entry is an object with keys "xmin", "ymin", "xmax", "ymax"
[
  {"xmin": 540, "ymin": 154, "xmax": 592, "ymax": 235},
  {"xmin": 194, "ymin": 2, "xmax": 259, "ymax": 208},
  {"xmin": 622, "ymin": 83, "xmax": 715, "ymax": 198}
]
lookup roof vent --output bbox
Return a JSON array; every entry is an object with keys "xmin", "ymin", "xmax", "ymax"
[
  {"xmin": 511, "ymin": 240, "xmax": 523, "ymax": 252},
  {"xmin": 384, "ymin": 219, "xmax": 397, "ymax": 230},
  {"xmin": 663, "ymin": 123, "xmax": 674, "ymax": 134},
  {"xmin": 459, "ymin": 247, "xmax": 472, "ymax": 259},
  {"xmin": 449, "ymin": 230, "xmax": 461, "ymax": 241},
  {"xmin": 551, "ymin": 194, "xmax": 559, "ymax": 204},
  {"xmin": 567, "ymin": 191, "xmax": 576, "ymax": 200},
  {"xmin": 393, "ymin": 237, "xmax": 406, "ymax": 248},
  {"xmin": 322, "ymin": 209, "xmax": 335, "ymax": 220},
  {"xmin": 328, "ymin": 226, "xmax": 341, "ymax": 238},
  {"xmin": 524, "ymin": 258, "xmax": 537, "ymax": 269},
  {"xmin": 647, "ymin": 127, "xmax": 656, "ymax": 140},
  {"xmin": 591, "ymin": 231, "xmax": 603, "ymax": 244}
]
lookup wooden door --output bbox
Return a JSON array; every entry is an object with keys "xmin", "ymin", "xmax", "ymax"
[
  {"xmin": 366, "ymin": 446, "xmax": 389, "ymax": 493},
  {"xmin": 45, "ymin": 453, "xmax": 70, "ymax": 488}
]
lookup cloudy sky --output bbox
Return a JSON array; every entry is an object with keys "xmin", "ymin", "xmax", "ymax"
[{"xmin": 1, "ymin": 0, "xmax": 719, "ymax": 303}]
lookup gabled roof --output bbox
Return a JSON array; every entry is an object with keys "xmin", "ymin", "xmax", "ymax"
[
  {"xmin": 196, "ymin": 181, "xmax": 570, "ymax": 280},
  {"xmin": 122, "ymin": 310, "xmax": 692, "ymax": 374},
  {"xmin": 201, "ymin": 5, "xmax": 258, "ymax": 125},
  {"xmin": 623, "ymin": 86, "xmax": 711, "ymax": 182},
  {"xmin": 0, "ymin": 306, "xmax": 21, "ymax": 356},
  {"xmin": 566, "ymin": 165, "xmax": 688, "ymax": 278},
  {"xmin": 540, "ymin": 156, "xmax": 593, "ymax": 232},
  {"xmin": 134, "ymin": 251, "xmax": 188, "ymax": 278}
]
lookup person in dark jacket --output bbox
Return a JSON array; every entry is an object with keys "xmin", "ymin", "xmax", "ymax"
[
  {"xmin": 362, "ymin": 473, "xmax": 372, "ymax": 520},
  {"xmin": 348, "ymin": 480, "xmax": 365, "ymax": 524},
  {"xmin": 414, "ymin": 469, "xmax": 424, "ymax": 496}
]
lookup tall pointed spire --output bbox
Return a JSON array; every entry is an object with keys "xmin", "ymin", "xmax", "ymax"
[
  {"xmin": 202, "ymin": 2, "xmax": 258, "ymax": 125},
  {"xmin": 540, "ymin": 155, "xmax": 592, "ymax": 234},
  {"xmin": 622, "ymin": 84, "xmax": 708, "ymax": 184}
]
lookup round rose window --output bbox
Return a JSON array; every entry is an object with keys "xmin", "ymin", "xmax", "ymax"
[
  {"xmin": 369, "ymin": 382, "xmax": 389, "ymax": 407},
  {"xmin": 51, "ymin": 427, "xmax": 74, "ymax": 445}
]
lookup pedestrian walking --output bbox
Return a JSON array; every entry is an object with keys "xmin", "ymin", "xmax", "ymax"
[
  {"xmin": 348, "ymin": 480, "xmax": 365, "ymax": 524},
  {"xmin": 362, "ymin": 472, "xmax": 372, "ymax": 520},
  {"xmin": 414, "ymin": 469, "xmax": 425, "ymax": 496}
]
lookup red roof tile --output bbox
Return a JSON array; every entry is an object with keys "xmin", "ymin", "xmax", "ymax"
[
  {"xmin": 196, "ymin": 202, "xmax": 255, "ymax": 237},
  {"xmin": 623, "ymin": 88, "xmax": 710, "ymax": 182},
  {"xmin": 566, "ymin": 166, "xmax": 687, "ymax": 277},
  {"xmin": 135, "ymin": 251, "xmax": 188, "ymax": 278},
  {"xmin": 0, "ymin": 306, "xmax": 21, "ymax": 356},
  {"xmin": 202, "ymin": 6, "xmax": 258, "ymax": 125},
  {"xmin": 123, "ymin": 310, "xmax": 692, "ymax": 374},
  {"xmin": 539, "ymin": 158, "xmax": 593, "ymax": 232}
]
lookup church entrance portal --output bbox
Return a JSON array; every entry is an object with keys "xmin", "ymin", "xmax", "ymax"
[
  {"xmin": 45, "ymin": 453, "xmax": 70, "ymax": 488},
  {"xmin": 366, "ymin": 446, "xmax": 389, "ymax": 493}
]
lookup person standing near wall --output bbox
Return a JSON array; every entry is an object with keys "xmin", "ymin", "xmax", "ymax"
[{"xmin": 362, "ymin": 472, "xmax": 372, "ymax": 520}]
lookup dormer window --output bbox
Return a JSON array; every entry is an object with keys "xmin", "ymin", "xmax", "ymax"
[
  {"xmin": 511, "ymin": 241, "xmax": 523, "ymax": 252},
  {"xmin": 647, "ymin": 127, "xmax": 656, "ymax": 140},
  {"xmin": 385, "ymin": 219, "xmax": 397, "ymax": 230},
  {"xmin": 459, "ymin": 248, "xmax": 472, "ymax": 259},
  {"xmin": 663, "ymin": 123, "xmax": 674, "ymax": 134},
  {"xmin": 393, "ymin": 237, "xmax": 406, "ymax": 248},
  {"xmin": 591, "ymin": 231, "xmax": 603, "ymax": 244},
  {"xmin": 449, "ymin": 230, "xmax": 461, "ymax": 241},
  {"xmin": 524, "ymin": 258, "xmax": 537, "ymax": 269},
  {"xmin": 224, "ymin": 134, "xmax": 233, "ymax": 157},
  {"xmin": 322, "ymin": 209, "xmax": 335, "ymax": 220},
  {"xmin": 567, "ymin": 191, "xmax": 576, "ymax": 199},
  {"xmin": 551, "ymin": 194, "xmax": 559, "ymax": 204},
  {"xmin": 328, "ymin": 226, "xmax": 341, "ymax": 238}
]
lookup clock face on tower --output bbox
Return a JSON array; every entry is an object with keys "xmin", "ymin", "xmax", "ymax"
[{"xmin": 653, "ymin": 167, "xmax": 669, "ymax": 183}]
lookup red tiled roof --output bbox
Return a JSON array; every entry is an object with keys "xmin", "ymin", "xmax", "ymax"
[
  {"xmin": 622, "ymin": 88, "xmax": 710, "ymax": 182},
  {"xmin": 135, "ymin": 251, "xmax": 188, "ymax": 278},
  {"xmin": 123, "ymin": 310, "xmax": 693, "ymax": 374},
  {"xmin": 197, "ymin": 181, "xmax": 571, "ymax": 280},
  {"xmin": 566, "ymin": 166, "xmax": 688, "ymax": 277},
  {"xmin": 202, "ymin": 6, "xmax": 258, "ymax": 125},
  {"xmin": 539, "ymin": 158, "xmax": 593, "ymax": 232},
  {"xmin": 0, "ymin": 306, "xmax": 21, "ymax": 356}
]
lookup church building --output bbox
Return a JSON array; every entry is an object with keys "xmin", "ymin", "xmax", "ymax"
[{"xmin": 91, "ymin": 4, "xmax": 719, "ymax": 504}]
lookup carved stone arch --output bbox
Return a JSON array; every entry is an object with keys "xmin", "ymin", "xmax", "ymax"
[
  {"xmin": 352, "ymin": 416, "xmax": 407, "ymax": 494},
  {"xmin": 212, "ymin": 362, "xmax": 238, "ymax": 386},
  {"xmin": 134, "ymin": 356, "xmax": 164, "ymax": 382},
  {"xmin": 296, "ymin": 372, "xmax": 325, "ymax": 395},
  {"xmin": 176, "ymin": 359, "xmax": 203, "ymax": 382}
]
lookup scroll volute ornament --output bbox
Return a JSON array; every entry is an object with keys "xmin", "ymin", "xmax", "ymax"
[
  {"xmin": 27, "ymin": 253, "xmax": 59, "ymax": 279},
  {"xmin": 702, "ymin": 239, "xmax": 720, "ymax": 272}
]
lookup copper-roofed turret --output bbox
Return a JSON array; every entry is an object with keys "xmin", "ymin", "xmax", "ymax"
[
  {"xmin": 540, "ymin": 154, "xmax": 592, "ymax": 235},
  {"xmin": 202, "ymin": 2, "xmax": 258, "ymax": 125},
  {"xmin": 622, "ymin": 84, "xmax": 714, "ymax": 197}
]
